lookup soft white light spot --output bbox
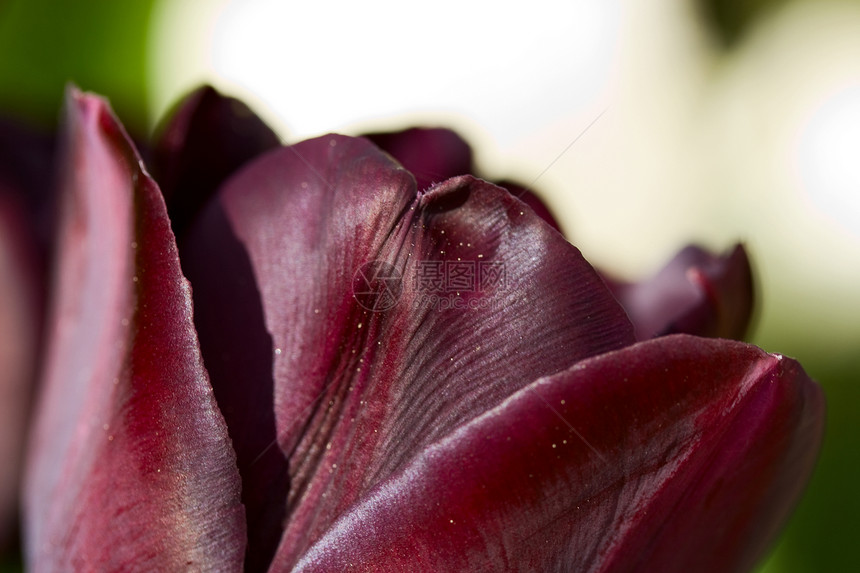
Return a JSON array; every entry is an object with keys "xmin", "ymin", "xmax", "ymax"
[
  {"xmin": 797, "ymin": 85, "xmax": 860, "ymax": 238},
  {"xmin": 151, "ymin": 0, "xmax": 621, "ymax": 143}
]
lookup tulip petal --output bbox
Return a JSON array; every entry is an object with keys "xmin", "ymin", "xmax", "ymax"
[
  {"xmin": 185, "ymin": 135, "xmax": 635, "ymax": 569},
  {"xmin": 364, "ymin": 127, "xmax": 473, "ymax": 191},
  {"xmin": 152, "ymin": 85, "xmax": 281, "ymax": 236},
  {"xmin": 0, "ymin": 116, "xmax": 55, "ymax": 208},
  {"xmin": 0, "ymin": 116, "xmax": 53, "ymax": 554},
  {"xmin": 23, "ymin": 89, "xmax": 245, "ymax": 570},
  {"xmin": 181, "ymin": 200, "xmax": 288, "ymax": 570},
  {"xmin": 292, "ymin": 334, "xmax": 824, "ymax": 573},
  {"xmin": 0, "ymin": 196, "xmax": 40, "ymax": 549},
  {"xmin": 0, "ymin": 115, "xmax": 56, "ymax": 254},
  {"xmin": 606, "ymin": 244, "xmax": 754, "ymax": 340},
  {"xmin": 365, "ymin": 127, "xmax": 563, "ymax": 231},
  {"xmin": 496, "ymin": 179, "xmax": 563, "ymax": 232}
]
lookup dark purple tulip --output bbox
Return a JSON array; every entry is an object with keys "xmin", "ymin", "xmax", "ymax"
[
  {"xmin": 151, "ymin": 85, "xmax": 282, "ymax": 238},
  {"xmin": 20, "ymin": 88, "xmax": 824, "ymax": 572},
  {"xmin": 494, "ymin": 179, "xmax": 563, "ymax": 233},
  {"xmin": 363, "ymin": 126, "xmax": 752, "ymax": 340},
  {"xmin": 364, "ymin": 126, "xmax": 474, "ymax": 191},
  {"xmin": 23, "ymin": 88, "xmax": 246, "ymax": 570},
  {"xmin": 604, "ymin": 244, "xmax": 755, "ymax": 341},
  {"xmin": 0, "ymin": 115, "xmax": 54, "ymax": 552},
  {"xmin": 0, "ymin": 195, "xmax": 39, "ymax": 551},
  {"xmin": 365, "ymin": 126, "xmax": 563, "ymax": 232},
  {"xmin": 0, "ymin": 116, "xmax": 56, "ymax": 240}
]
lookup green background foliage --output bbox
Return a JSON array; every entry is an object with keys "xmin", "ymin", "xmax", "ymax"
[{"xmin": 0, "ymin": 0, "xmax": 155, "ymax": 134}]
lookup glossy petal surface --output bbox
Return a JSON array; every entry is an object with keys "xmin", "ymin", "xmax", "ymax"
[
  {"xmin": 496, "ymin": 179, "xmax": 562, "ymax": 232},
  {"xmin": 152, "ymin": 85, "xmax": 281, "ymax": 237},
  {"xmin": 23, "ymin": 89, "xmax": 245, "ymax": 570},
  {"xmin": 365, "ymin": 126, "xmax": 562, "ymax": 231},
  {"xmin": 364, "ymin": 127, "xmax": 472, "ymax": 191},
  {"xmin": 185, "ymin": 135, "xmax": 635, "ymax": 569},
  {"xmin": 293, "ymin": 335, "xmax": 824, "ymax": 573},
  {"xmin": 607, "ymin": 245, "xmax": 754, "ymax": 340}
]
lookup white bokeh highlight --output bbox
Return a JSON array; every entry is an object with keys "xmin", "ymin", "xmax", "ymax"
[
  {"xmin": 797, "ymin": 85, "xmax": 860, "ymax": 239},
  {"xmin": 151, "ymin": 0, "xmax": 620, "ymax": 149}
]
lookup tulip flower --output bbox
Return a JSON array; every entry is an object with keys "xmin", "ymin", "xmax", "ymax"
[
  {"xmin": 20, "ymin": 87, "xmax": 823, "ymax": 572},
  {"xmin": 0, "ymin": 115, "xmax": 54, "ymax": 553},
  {"xmin": 364, "ymin": 126, "xmax": 563, "ymax": 232},
  {"xmin": 362, "ymin": 125, "xmax": 753, "ymax": 341},
  {"xmin": 0, "ymin": 183, "xmax": 39, "ymax": 554}
]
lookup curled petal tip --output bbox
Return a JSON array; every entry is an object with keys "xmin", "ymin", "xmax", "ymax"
[
  {"xmin": 152, "ymin": 85, "xmax": 281, "ymax": 237},
  {"xmin": 608, "ymin": 243, "xmax": 755, "ymax": 341},
  {"xmin": 364, "ymin": 127, "xmax": 473, "ymax": 191}
]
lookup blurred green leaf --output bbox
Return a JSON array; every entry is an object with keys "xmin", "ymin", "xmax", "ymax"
[
  {"xmin": 0, "ymin": 0, "xmax": 156, "ymax": 133},
  {"xmin": 697, "ymin": 0, "xmax": 794, "ymax": 47}
]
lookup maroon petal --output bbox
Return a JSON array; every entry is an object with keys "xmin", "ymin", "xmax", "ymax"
[
  {"xmin": 0, "ymin": 117, "xmax": 53, "ymax": 553},
  {"xmin": 0, "ymin": 196, "xmax": 40, "ymax": 549},
  {"xmin": 23, "ymin": 89, "xmax": 245, "ymax": 570},
  {"xmin": 0, "ymin": 116, "xmax": 55, "ymax": 211},
  {"xmin": 364, "ymin": 127, "xmax": 473, "ymax": 191},
  {"xmin": 152, "ymin": 85, "xmax": 281, "ymax": 237},
  {"xmin": 292, "ymin": 335, "xmax": 824, "ymax": 572},
  {"xmin": 181, "ymin": 198, "xmax": 287, "ymax": 570},
  {"xmin": 185, "ymin": 135, "xmax": 635, "ymax": 570},
  {"xmin": 606, "ymin": 245, "xmax": 755, "ymax": 341},
  {"xmin": 364, "ymin": 127, "xmax": 562, "ymax": 231},
  {"xmin": 0, "ymin": 115, "xmax": 57, "ymax": 258},
  {"xmin": 496, "ymin": 179, "xmax": 563, "ymax": 232}
]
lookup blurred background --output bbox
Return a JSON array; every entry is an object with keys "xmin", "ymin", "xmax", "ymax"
[{"xmin": 1, "ymin": 0, "xmax": 858, "ymax": 571}]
